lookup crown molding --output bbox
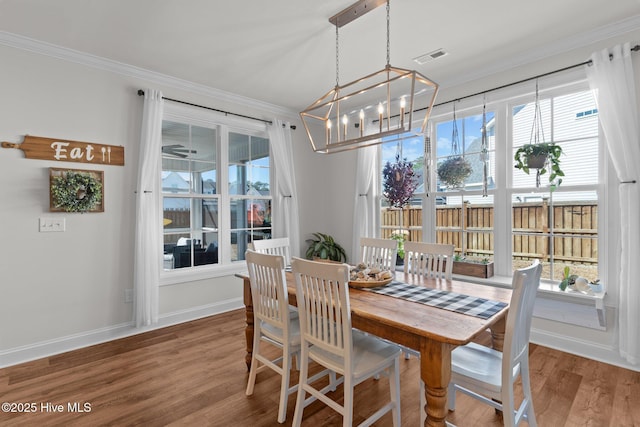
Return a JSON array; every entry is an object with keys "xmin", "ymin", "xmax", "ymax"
[
  {"xmin": 0, "ymin": 31, "xmax": 299, "ymax": 120},
  {"xmin": 438, "ymin": 14, "xmax": 640, "ymax": 90}
]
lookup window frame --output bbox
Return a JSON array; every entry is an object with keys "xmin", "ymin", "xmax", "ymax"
[
  {"xmin": 398, "ymin": 71, "xmax": 607, "ymax": 289},
  {"xmin": 160, "ymin": 102, "xmax": 271, "ymax": 285}
]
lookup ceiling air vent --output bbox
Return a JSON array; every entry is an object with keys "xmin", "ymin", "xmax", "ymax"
[{"xmin": 413, "ymin": 49, "xmax": 448, "ymax": 65}]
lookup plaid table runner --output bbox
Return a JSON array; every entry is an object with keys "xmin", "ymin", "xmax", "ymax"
[{"xmin": 363, "ymin": 281, "xmax": 507, "ymax": 319}]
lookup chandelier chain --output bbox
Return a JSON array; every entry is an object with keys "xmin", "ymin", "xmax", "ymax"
[
  {"xmin": 386, "ymin": 0, "xmax": 391, "ymax": 66},
  {"xmin": 335, "ymin": 24, "xmax": 340, "ymax": 87}
]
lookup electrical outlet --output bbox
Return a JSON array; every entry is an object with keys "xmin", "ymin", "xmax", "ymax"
[
  {"xmin": 125, "ymin": 289, "xmax": 133, "ymax": 303},
  {"xmin": 39, "ymin": 217, "xmax": 65, "ymax": 232}
]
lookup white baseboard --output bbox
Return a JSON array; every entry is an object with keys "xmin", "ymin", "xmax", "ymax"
[
  {"xmin": 0, "ymin": 298, "xmax": 244, "ymax": 368},
  {"xmin": 530, "ymin": 327, "xmax": 639, "ymax": 372}
]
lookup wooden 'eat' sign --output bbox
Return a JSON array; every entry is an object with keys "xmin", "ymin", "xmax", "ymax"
[{"xmin": 1, "ymin": 135, "xmax": 124, "ymax": 166}]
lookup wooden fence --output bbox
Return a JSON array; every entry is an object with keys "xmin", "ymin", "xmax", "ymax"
[{"xmin": 381, "ymin": 201, "xmax": 598, "ymax": 264}]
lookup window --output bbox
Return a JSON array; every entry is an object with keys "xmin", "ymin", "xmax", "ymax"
[
  {"xmin": 511, "ymin": 89, "xmax": 599, "ymax": 282},
  {"xmin": 380, "ymin": 137, "xmax": 425, "ymax": 243},
  {"xmin": 161, "ymin": 108, "xmax": 271, "ymax": 273},
  {"xmin": 434, "ymin": 111, "xmax": 496, "ymax": 262},
  {"xmin": 381, "ymin": 79, "xmax": 602, "ymax": 284},
  {"xmin": 229, "ymin": 132, "xmax": 271, "ymax": 262}
]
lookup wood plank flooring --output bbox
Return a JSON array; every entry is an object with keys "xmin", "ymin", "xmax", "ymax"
[{"xmin": 1, "ymin": 309, "xmax": 639, "ymax": 426}]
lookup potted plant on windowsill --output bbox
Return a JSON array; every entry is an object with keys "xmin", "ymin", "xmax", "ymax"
[
  {"xmin": 449, "ymin": 255, "xmax": 494, "ymax": 278},
  {"xmin": 514, "ymin": 142, "xmax": 564, "ymax": 190},
  {"xmin": 390, "ymin": 229, "xmax": 409, "ymax": 265}
]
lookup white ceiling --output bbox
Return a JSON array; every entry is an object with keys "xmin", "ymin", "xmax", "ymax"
[{"xmin": 1, "ymin": 0, "xmax": 639, "ymax": 112}]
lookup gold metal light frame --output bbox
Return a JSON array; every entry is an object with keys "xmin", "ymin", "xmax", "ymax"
[{"xmin": 300, "ymin": 0, "xmax": 439, "ymax": 154}]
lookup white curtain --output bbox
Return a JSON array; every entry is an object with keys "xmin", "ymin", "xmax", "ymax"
[
  {"xmin": 268, "ymin": 119, "xmax": 301, "ymax": 258},
  {"xmin": 586, "ymin": 43, "xmax": 640, "ymax": 364},
  {"xmin": 134, "ymin": 89, "xmax": 164, "ymax": 327},
  {"xmin": 351, "ymin": 145, "xmax": 378, "ymax": 261}
]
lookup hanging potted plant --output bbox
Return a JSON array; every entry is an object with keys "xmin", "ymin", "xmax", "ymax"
[
  {"xmin": 382, "ymin": 153, "xmax": 419, "ymax": 208},
  {"xmin": 437, "ymin": 103, "xmax": 472, "ymax": 189},
  {"xmin": 513, "ymin": 81, "xmax": 565, "ymax": 190},
  {"xmin": 514, "ymin": 142, "xmax": 564, "ymax": 190},
  {"xmin": 437, "ymin": 156, "xmax": 472, "ymax": 189}
]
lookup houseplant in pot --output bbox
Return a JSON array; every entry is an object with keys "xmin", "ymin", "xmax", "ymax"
[
  {"xmin": 383, "ymin": 154, "xmax": 418, "ymax": 263},
  {"xmin": 437, "ymin": 156, "xmax": 472, "ymax": 189},
  {"xmin": 514, "ymin": 142, "xmax": 564, "ymax": 190},
  {"xmin": 305, "ymin": 232, "xmax": 347, "ymax": 262},
  {"xmin": 449, "ymin": 255, "xmax": 495, "ymax": 278},
  {"xmin": 514, "ymin": 82, "xmax": 565, "ymax": 190},
  {"xmin": 390, "ymin": 229, "xmax": 408, "ymax": 265}
]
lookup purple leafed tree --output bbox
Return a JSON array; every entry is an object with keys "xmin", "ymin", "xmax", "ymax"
[{"xmin": 382, "ymin": 154, "xmax": 419, "ymax": 208}]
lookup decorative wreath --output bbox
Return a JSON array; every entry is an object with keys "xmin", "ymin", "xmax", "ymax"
[{"xmin": 51, "ymin": 171, "xmax": 102, "ymax": 213}]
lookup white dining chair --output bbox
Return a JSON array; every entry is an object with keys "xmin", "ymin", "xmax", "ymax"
[
  {"xmin": 447, "ymin": 260, "xmax": 542, "ymax": 427},
  {"xmin": 359, "ymin": 237, "xmax": 398, "ymax": 271},
  {"xmin": 403, "ymin": 241, "xmax": 455, "ymax": 278},
  {"xmin": 291, "ymin": 257, "xmax": 402, "ymax": 427},
  {"xmin": 243, "ymin": 250, "xmax": 306, "ymax": 423},
  {"xmin": 399, "ymin": 241, "xmax": 455, "ymax": 423},
  {"xmin": 251, "ymin": 237, "xmax": 291, "ymax": 266}
]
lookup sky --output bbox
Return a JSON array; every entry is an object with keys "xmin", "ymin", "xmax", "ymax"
[{"xmin": 381, "ymin": 112, "xmax": 494, "ymax": 165}]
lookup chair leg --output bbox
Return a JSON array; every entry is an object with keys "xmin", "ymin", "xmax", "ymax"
[
  {"xmin": 277, "ymin": 350, "xmax": 291, "ymax": 423},
  {"xmin": 390, "ymin": 358, "xmax": 401, "ymax": 427},
  {"xmin": 245, "ymin": 331, "xmax": 262, "ymax": 396},
  {"xmin": 501, "ymin": 387, "xmax": 517, "ymax": 427},
  {"xmin": 292, "ymin": 346, "xmax": 309, "ymax": 427},
  {"xmin": 329, "ymin": 370, "xmax": 338, "ymax": 391},
  {"xmin": 342, "ymin": 377, "xmax": 354, "ymax": 427},
  {"xmin": 447, "ymin": 382, "xmax": 456, "ymax": 411},
  {"xmin": 521, "ymin": 362, "xmax": 537, "ymax": 427}
]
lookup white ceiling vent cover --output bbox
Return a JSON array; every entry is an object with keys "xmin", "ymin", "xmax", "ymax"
[{"xmin": 413, "ymin": 49, "xmax": 448, "ymax": 65}]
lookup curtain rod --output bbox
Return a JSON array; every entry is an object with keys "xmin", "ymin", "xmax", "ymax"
[
  {"xmin": 432, "ymin": 44, "xmax": 640, "ymax": 109},
  {"xmin": 136, "ymin": 90, "xmax": 296, "ymax": 129}
]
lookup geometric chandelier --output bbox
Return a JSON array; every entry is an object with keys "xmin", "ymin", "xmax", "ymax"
[{"xmin": 300, "ymin": 0, "xmax": 439, "ymax": 154}]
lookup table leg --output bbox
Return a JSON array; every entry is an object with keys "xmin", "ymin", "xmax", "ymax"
[
  {"xmin": 242, "ymin": 277, "xmax": 254, "ymax": 371},
  {"xmin": 490, "ymin": 316, "xmax": 506, "ymax": 352},
  {"xmin": 421, "ymin": 340, "xmax": 453, "ymax": 427}
]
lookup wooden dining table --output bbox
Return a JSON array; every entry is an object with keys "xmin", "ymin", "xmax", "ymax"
[{"xmin": 237, "ymin": 269, "xmax": 512, "ymax": 427}]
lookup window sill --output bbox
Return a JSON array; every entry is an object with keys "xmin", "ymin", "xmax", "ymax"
[
  {"xmin": 453, "ymin": 273, "xmax": 607, "ymax": 330},
  {"xmin": 452, "ymin": 273, "xmax": 605, "ymax": 303},
  {"xmin": 160, "ymin": 262, "xmax": 247, "ymax": 286}
]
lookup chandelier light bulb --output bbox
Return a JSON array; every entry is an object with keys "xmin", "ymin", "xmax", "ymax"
[{"xmin": 342, "ymin": 114, "xmax": 348, "ymax": 139}]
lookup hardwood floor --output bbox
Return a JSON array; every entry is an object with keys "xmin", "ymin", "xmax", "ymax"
[{"xmin": 1, "ymin": 309, "xmax": 639, "ymax": 426}]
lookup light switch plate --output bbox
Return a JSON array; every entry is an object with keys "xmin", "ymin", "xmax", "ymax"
[{"xmin": 39, "ymin": 217, "xmax": 65, "ymax": 232}]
